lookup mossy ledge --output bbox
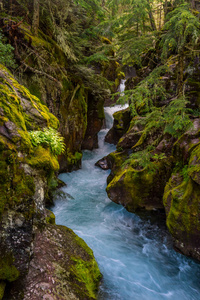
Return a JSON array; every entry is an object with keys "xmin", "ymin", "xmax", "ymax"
[{"xmin": 0, "ymin": 66, "xmax": 101, "ymax": 299}]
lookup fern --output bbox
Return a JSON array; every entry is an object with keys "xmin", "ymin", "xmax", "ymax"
[
  {"xmin": 164, "ymin": 96, "xmax": 193, "ymax": 137},
  {"xmin": 123, "ymin": 145, "xmax": 158, "ymax": 173},
  {"xmin": 29, "ymin": 127, "xmax": 65, "ymax": 156}
]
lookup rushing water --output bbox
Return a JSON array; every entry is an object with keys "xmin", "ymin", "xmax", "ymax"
[
  {"xmin": 52, "ymin": 104, "xmax": 200, "ymax": 300},
  {"xmin": 118, "ymin": 79, "xmax": 126, "ymax": 96}
]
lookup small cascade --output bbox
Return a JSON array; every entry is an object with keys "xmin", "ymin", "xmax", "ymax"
[
  {"xmin": 104, "ymin": 104, "xmax": 128, "ymax": 130},
  {"xmin": 104, "ymin": 79, "xmax": 128, "ymax": 129},
  {"xmin": 118, "ymin": 78, "xmax": 126, "ymax": 96}
]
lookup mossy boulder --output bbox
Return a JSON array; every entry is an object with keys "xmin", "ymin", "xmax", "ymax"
[
  {"xmin": 106, "ymin": 152, "xmax": 172, "ymax": 212},
  {"xmin": 22, "ymin": 224, "xmax": 101, "ymax": 300},
  {"xmin": 105, "ymin": 107, "xmax": 131, "ymax": 145},
  {"xmin": 116, "ymin": 116, "xmax": 144, "ymax": 150},
  {"xmin": 162, "ymin": 123, "xmax": 200, "ymax": 260}
]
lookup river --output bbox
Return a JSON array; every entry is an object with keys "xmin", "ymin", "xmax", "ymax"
[{"xmin": 52, "ymin": 105, "xmax": 200, "ymax": 300}]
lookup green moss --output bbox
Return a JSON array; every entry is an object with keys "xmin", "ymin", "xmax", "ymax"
[
  {"xmin": 45, "ymin": 209, "xmax": 56, "ymax": 224},
  {"xmin": 106, "ymin": 153, "xmax": 171, "ymax": 212},
  {"xmin": 188, "ymin": 144, "xmax": 200, "ymax": 184},
  {"xmin": 27, "ymin": 146, "xmax": 59, "ymax": 172},
  {"xmin": 163, "ymin": 173, "xmax": 200, "ymax": 240},
  {"xmin": 0, "ymin": 65, "xmax": 59, "ymax": 132},
  {"xmin": 73, "ymin": 235, "xmax": 93, "ymax": 257},
  {"xmin": 70, "ymin": 257, "xmax": 101, "ymax": 299},
  {"xmin": 107, "ymin": 151, "xmax": 128, "ymax": 181},
  {"xmin": 0, "ymin": 83, "xmax": 26, "ymax": 131},
  {"xmin": 67, "ymin": 151, "xmax": 82, "ymax": 167},
  {"xmin": 0, "ymin": 281, "xmax": 6, "ymax": 300},
  {"xmin": 17, "ymin": 130, "xmax": 33, "ymax": 152},
  {"xmin": 107, "ymin": 165, "xmax": 156, "ymax": 211},
  {"xmin": 0, "ymin": 255, "xmax": 20, "ymax": 282},
  {"xmin": 27, "ymin": 82, "xmax": 42, "ymax": 100},
  {"xmin": 12, "ymin": 173, "xmax": 35, "ymax": 202}
]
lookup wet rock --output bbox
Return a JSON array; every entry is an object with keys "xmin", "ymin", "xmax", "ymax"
[
  {"xmin": 105, "ymin": 108, "xmax": 131, "ymax": 145},
  {"xmin": 22, "ymin": 225, "xmax": 102, "ymax": 300},
  {"xmin": 163, "ymin": 173, "xmax": 200, "ymax": 261},
  {"xmin": 82, "ymin": 95, "xmax": 104, "ymax": 151},
  {"xmin": 95, "ymin": 157, "xmax": 111, "ymax": 170}
]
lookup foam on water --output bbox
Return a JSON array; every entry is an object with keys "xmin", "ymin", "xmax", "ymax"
[{"xmin": 52, "ymin": 104, "xmax": 200, "ymax": 300}]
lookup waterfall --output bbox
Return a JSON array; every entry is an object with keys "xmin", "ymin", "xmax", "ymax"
[
  {"xmin": 104, "ymin": 79, "xmax": 128, "ymax": 129},
  {"xmin": 119, "ymin": 79, "xmax": 126, "ymax": 96}
]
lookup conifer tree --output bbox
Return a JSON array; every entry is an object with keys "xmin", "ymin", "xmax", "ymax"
[{"xmin": 161, "ymin": 2, "xmax": 200, "ymax": 95}]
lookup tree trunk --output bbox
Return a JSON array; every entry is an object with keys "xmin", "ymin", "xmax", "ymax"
[
  {"xmin": 147, "ymin": 0, "xmax": 157, "ymax": 31},
  {"xmin": 177, "ymin": 52, "xmax": 184, "ymax": 96},
  {"xmin": 32, "ymin": 0, "xmax": 40, "ymax": 36}
]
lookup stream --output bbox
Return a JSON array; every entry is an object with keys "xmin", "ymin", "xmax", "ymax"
[{"xmin": 52, "ymin": 105, "xmax": 200, "ymax": 300}]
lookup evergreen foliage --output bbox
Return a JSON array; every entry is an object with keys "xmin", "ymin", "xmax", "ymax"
[
  {"xmin": 163, "ymin": 96, "xmax": 193, "ymax": 137},
  {"xmin": 117, "ymin": 65, "xmax": 169, "ymax": 116},
  {"xmin": 161, "ymin": 3, "xmax": 200, "ymax": 59}
]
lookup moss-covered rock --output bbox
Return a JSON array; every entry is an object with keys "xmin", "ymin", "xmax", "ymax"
[
  {"xmin": 0, "ymin": 253, "xmax": 20, "ymax": 282},
  {"xmin": 0, "ymin": 65, "xmax": 62, "ymax": 298},
  {"xmin": 116, "ymin": 116, "xmax": 144, "ymax": 150},
  {"xmin": 163, "ymin": 173, "xmax": 200, "ymax": 260},
  {"xmin": 22, "ymin": 224, "xmax": 101, "ymax": 300},
  {"xmin": 105, "ymin": 107, "xmax": 131, "ymax": 145},
  {"xmin": 106, "ymin": 151, "xmax": 172, "ymax": 212}
]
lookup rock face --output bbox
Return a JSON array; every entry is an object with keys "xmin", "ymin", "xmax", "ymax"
[
  {"xmin": 0, "ymin": 66, "xmax": 101, "ymax": 299},
  {"xmin": 106, "ymin": 152, "xmax": 172, "ymax": 212},
  {"xmin": 104, "ymin": 101, "xmax": 200, "ymax": 260},
  {"xmin": 8, "ymin": 23, "xmax": 108, "ymax": 172},
  {"xmin": 82, "ymin": 95, "xmax": 104, "ymax": 150},
  {"xmin": 163, "ymin": 122, "xmax": 200, "ymax": 261},
  {"xmin": 23, "ymin": 224, "xmax": 101, "ymax": 300}
]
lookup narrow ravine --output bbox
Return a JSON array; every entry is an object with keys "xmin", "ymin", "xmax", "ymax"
[{"xmin": 52, "ymin": 106, "xmax": 200, "ymax": 300}]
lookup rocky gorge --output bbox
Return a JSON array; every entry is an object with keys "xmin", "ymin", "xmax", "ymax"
[{"xmin": 0, "ymin": 0, "xmax": 200, "ymax": 299}]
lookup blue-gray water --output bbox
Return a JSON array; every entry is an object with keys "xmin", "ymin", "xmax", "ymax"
[{"xmin": 52, "ymin": 106, "xmax": 200, "ymax": 300}]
